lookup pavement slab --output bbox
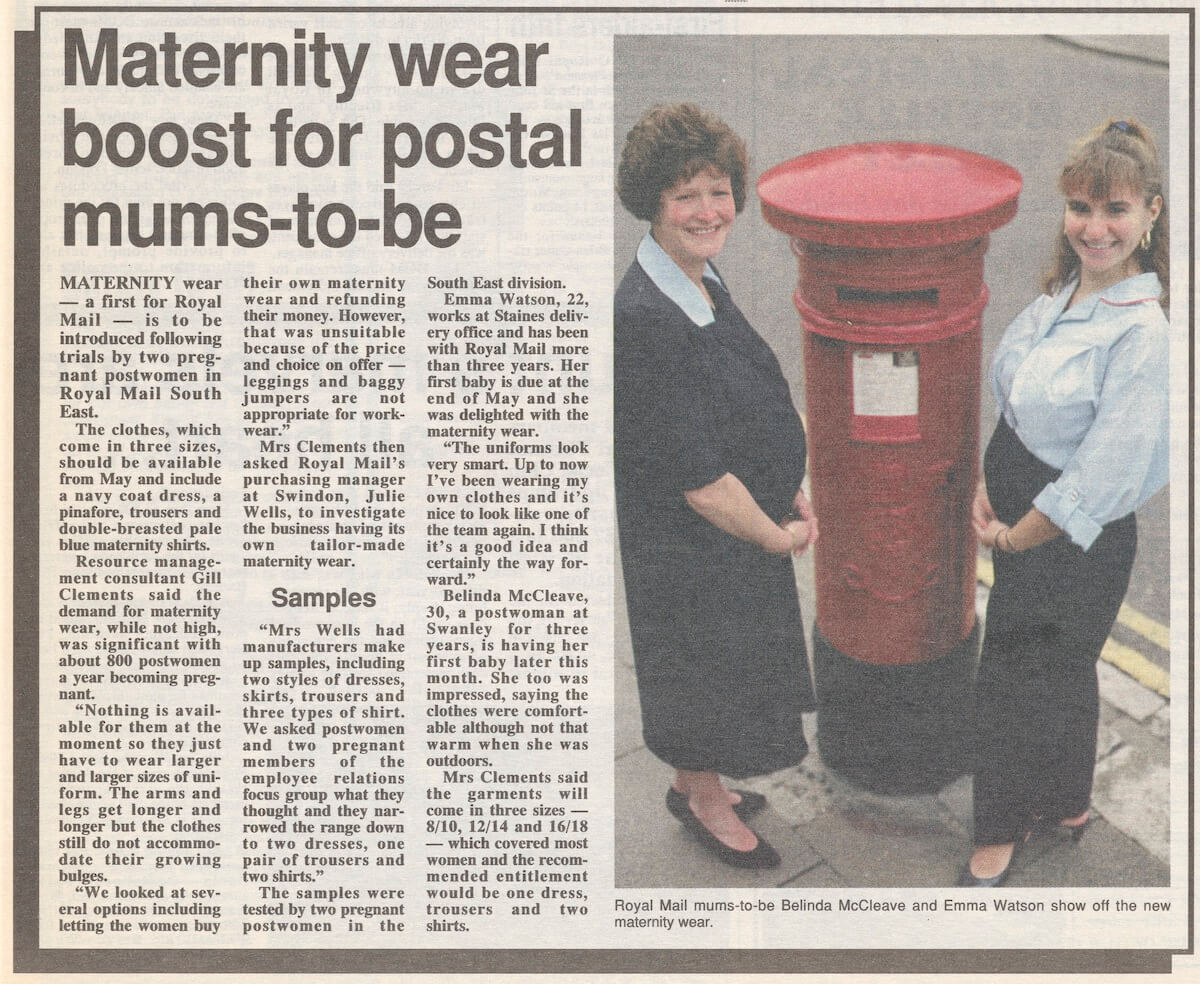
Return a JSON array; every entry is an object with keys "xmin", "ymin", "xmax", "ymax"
[
  {"xmin": 794, "ymin": 807, "xmax": 966, "ymax": 888},
  {"xmin": 1148, "ymin": 705, "xmax": 1170, "ymax": 741},
  {"xmin": 1091, "ymin": 745, "xmax": 1171, "ymax": 864},
  {"xmin": 781, "ymin": 863, "xmax": 848, "ymax": 889},
  {"xmin": 1098, "ymin": 659, "xmax": 1168, "ymax": 722},
  {"xmin": 1003, "ymin": 818, "xmax": 1169, "ymax": 888}
]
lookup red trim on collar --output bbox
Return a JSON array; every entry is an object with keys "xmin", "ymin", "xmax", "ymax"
[{"xmin": 1100, "ymin": 295, "xmax": 1157, "ymax": 307}]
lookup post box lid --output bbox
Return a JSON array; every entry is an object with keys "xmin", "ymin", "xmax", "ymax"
[{"xmin": 757, "ymin": 142, "xmax": 1021, "ymax": 248}]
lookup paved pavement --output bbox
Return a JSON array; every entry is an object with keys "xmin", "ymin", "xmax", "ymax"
[{"xmin": 614, "ymin": 547, "xmax": 1171, "ymax": 889}]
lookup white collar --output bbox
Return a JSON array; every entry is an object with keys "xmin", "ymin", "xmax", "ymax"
[{"xmin": 636, "ymin": 233, "xmax": 724, "ymax": 327}]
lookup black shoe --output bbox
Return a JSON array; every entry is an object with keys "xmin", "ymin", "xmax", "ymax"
[
  {"xmin": 1049, "ymin": 815, "xmax": 1093, "ymax": 843},
  {"xmin": 674, "ymin": 801, "xmax": 780, "ymax": 869},
  {"xmin": 667, "ymin": 786, "xmax": 767, "ymax": 822},
  {"xmin": 1033, "ymin": 812, "xmax": 1093, "ymax": 843},
  {"xmin": 956, "ymin": 839, "xmax": 1022, "ymax": 887}
]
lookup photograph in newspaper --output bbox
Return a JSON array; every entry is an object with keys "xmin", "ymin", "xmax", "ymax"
[{"xmin": 611, "ymin": 25, "xmax": 1184, "ymax": 918}]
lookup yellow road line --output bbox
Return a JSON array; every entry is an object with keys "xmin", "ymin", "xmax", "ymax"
[
  {"xmin": 1117, "ymin": 601, "xmax": 1170, "ymax": 651},
  {"xmin": 974, "ymin": 555, "xmax": 1170, "ymax": 698},
  {"xmin": 1101, "ymin": 637, "xmax": 1171, "ymax": 698}
]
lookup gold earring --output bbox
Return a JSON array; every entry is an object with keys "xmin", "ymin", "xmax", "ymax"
[{"xmin": 1140, "ymin": 224, "xmax": 1154, "ymax": 250}]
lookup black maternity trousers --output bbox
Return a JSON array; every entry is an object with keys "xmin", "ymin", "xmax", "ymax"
[{"xmin": 972, "ymin": 418, "xmax": 1136, "ymax": 845}]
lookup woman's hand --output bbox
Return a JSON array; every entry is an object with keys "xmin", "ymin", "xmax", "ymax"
[
  {"xmin": 969, "ymin": 477, "xmax": 998, "ymax": 535},
  {"xmin": 773, "ymin": 488, "xmax": 818, "ymax": 555},
  {"xmin": 977, "ymin": 518, "xmax": 1008, "ymax": 551},
  {"xmin": 972, "ymin": 480, "xmax": 1007, "ymax": 550},
  {"xmin": 972, "ymin": 477, "xmax": 1063, "ymax": 553},
  {"xmin": 778, "ymin": 518, "xmax": 814, "ymax": 555},
  {"xmin": 971, "ymin": 479, "xmax": 995, "ymax": 532},
  {"xmin": 790, "ymin": 488, "xmax": 819, "ymax": 551},
  {"xmin": 971, "ymin": 480, "xmax": 1001, "ymax": 543}
]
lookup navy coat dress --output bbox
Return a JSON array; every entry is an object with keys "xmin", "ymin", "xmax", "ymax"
[{"xmin": 614, "ymin": 255, "xmax": 815, "ymax": 778}]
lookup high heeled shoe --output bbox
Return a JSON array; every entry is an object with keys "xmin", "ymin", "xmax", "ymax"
[
  {"xmin": 1055, "ymin": 815, "xmax": 1093, "ymax": 843},
  {"xmin": 666, "ymin": 786, "xmax": 766, "ymax": 822},
  {"xmin": 1033, "ymin": 812, "xmax": 1093, "ymax": 843},
  {"xmin": 673, "ymin": 800, "xmax": 781, "ymax": 869},
  {"xmin": 956, "ymin": 838, "xmax": 1024, "ymax": 888}
]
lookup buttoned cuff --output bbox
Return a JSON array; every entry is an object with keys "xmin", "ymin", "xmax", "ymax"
[{"xmin": 1033, "ymin": 482, "xmax": 1103, "ymax": 551}]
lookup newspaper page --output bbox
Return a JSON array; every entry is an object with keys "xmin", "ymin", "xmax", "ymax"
[{"xmin": 8, "ymin": 0, "xmax": 1197, "ymax": 978}]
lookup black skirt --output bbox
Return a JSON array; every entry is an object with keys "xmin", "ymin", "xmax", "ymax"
[{"xmin": 971, "ymin": 418, "xmax": 1136, "ymax": 844}]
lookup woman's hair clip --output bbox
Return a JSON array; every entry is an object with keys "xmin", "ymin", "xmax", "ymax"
[{"xmin": 1107, "ymin": 120, "xmax": 1132, "ymax": 133}]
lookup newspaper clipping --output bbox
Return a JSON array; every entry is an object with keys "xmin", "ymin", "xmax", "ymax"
[{"xmin": 10, "ymin": 1, "xmax": 1196, "ymax": 977}]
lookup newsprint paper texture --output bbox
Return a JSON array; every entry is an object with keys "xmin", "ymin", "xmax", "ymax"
[{"xmin": 5, "ymin": 0, "xmax": 1198, "ymax": 979}]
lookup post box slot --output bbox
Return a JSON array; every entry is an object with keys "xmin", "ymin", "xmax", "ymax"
[{"xmin": 835, "ymin": 286, "xmax": 938, "ymax": 305}]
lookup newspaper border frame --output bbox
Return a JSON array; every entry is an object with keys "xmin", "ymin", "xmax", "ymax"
[{"xmin": 12, "ymin": 3, "xmax": 1195, "ymax": 975}]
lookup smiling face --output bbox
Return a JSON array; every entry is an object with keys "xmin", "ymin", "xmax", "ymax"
[
  {"xmin": 651, "ymin": 166, "xmax": 736, "ymax": 281},
  {"xmin": 1063, "ymin": 185, "xmax": 1162, "ymax": 290}
]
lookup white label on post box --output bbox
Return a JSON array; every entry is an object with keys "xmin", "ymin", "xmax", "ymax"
[{"xmin": 852, "ymin": 349, "xmax": 919, "ymax": 416}]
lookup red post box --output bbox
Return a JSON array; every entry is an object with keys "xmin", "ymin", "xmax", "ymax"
[{"xmin": 758, "ymin": 143, "xmax": 1020, "ymax": 792}]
